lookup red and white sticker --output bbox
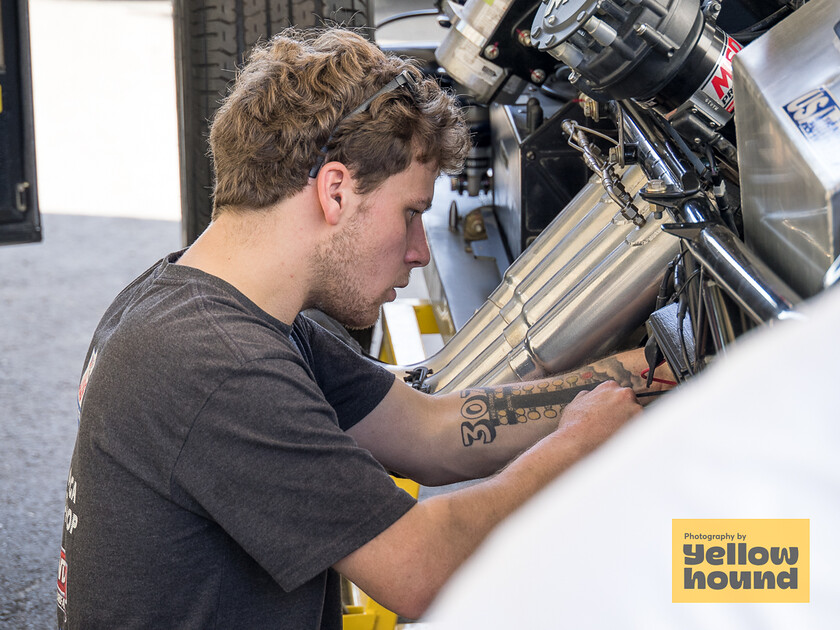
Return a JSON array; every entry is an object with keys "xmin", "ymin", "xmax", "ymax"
[
  {"xmin": 57, "ymin": 547, "xmax": 68, "ymax": 615},
  {"xmin": 692, "ymin": 35, "xmax": 743, "ymax": 126},
  {"xmin": 77, "ymin": 348, "xmax": 97, "ymax": 416}
]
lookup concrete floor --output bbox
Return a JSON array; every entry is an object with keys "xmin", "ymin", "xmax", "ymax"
[
  {"xmin": 1, "ymin": 1, "xmax": 445, "ymax": 626},
  {"xmin": 0, "ymin": 215, "xmax": 181, "ymax": 626}
]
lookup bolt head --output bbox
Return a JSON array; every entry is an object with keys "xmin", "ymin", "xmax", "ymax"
[{"xmin": 647, "ymin": 178, "xmax": 666, "ymax": 193}]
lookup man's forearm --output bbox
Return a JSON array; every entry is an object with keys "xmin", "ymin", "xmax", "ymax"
[
  {"xmin": 336, "ymin": 380, "xmax": 641, "ymax": 619},
  {"xmin": 340, "ymin": 434, "xmax": 579, "ymax": 618},
  {"xmin": 432, "ymin": 348, "xmax": 656, "ymax": 484},
  {"xmin": 457, "ymin": 352, "xmax": 640, "ymax": 447}
]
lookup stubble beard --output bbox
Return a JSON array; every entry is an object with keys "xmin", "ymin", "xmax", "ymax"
[{"xmin": 309, "ymin": 206, "xmax": 386, "ymax": 330}]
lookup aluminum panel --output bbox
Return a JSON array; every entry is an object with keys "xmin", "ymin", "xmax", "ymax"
[{"xmin": 734, "ymin": 0, "xmax": 840, "ymax": 297}]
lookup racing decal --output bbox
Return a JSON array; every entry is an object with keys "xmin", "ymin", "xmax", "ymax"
[
  {"xmin": 58, "ymin": 468, "xmax": 80, "ymax": 625},
  {"xmin": 783, "ymin": 87, "xmax": 840, "ymax": 143},
  {"xmin": 708, "ymin": 35, "xmax": 742, "ymax": 113},
  {"xmin": 77, "ymin": 348, "xmax": 97, "ymax": 418},
  {"xmin": 57, "ymin": 546, "xmax": 68, "ymax": 619},
  {"xmin": 692, "ymin": 35, "xmax": 742, "ymax": 126}
]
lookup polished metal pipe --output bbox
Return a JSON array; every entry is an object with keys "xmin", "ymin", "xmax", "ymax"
[
  {"xmin": 670, "ymin": 198, "xmax": 801, "ymax": 323},
  {"xmin": 618, "ymin": 100, "xmax": 686, "ymax": 188},
  {"xmin": 701, "ymin": 282, "xmax": 738, "ymax": 353},
  {"xmin": 404, "ymin": 168, "xmax": 642, "ymax": 383},
  {"xmin": 431, "ymin": 193, "xmax": 663, "ymax": 392},
  {"xmin": 456, "ymin": 211, "xmax": 680, "ymax": 388},
  {"xmin": 409, "ymin": 173, "xmax": 613, "ymax": 378},
  {"xmin": 400, "ymin": 165, "xmax": 681, "ymax": 393},
  {"xmin": 498, "ymin": 167, "xmax": 649, "ymax": 328}
]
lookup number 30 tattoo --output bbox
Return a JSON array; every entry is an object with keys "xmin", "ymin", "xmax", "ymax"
[{"xmin": 458, "ymin": 375, "xmax": 601, "ymax": 447}]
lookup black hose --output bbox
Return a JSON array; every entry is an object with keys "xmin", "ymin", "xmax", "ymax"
[
  {"xmin": 376, "ymin": 9, "xmax": 441, "ymax": 30},
  {"xmin": 730, "ymin": 5, "xmax": 792, "ymax": 42}
]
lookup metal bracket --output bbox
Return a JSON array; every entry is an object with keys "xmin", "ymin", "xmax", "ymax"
[{"xmin": 660, "ymin": 221, "xmax": 716, "ymax": 242}]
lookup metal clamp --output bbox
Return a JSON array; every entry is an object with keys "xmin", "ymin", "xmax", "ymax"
[{"xmin": 403, "ymin": 366, "xmax": 433, "ymax": 393}]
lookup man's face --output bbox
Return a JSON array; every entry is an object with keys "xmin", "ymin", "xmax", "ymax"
[{"xmin": 311, "ymin": 159, "xmax": 437, "ymax": 329}]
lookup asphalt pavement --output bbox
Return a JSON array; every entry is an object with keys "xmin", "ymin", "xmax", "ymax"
[
  {"xmin": 0, "ymin": 215, "xmax": 180, "ymax": 627},
  {"xmin": 1, "ymin": 1, "xmax": 181, "ymax": 627}
]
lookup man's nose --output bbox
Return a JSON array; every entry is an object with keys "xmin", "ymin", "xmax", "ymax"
[{"xmin": 406, "ymin": 218, "xmax": 431, "ymax": 268}]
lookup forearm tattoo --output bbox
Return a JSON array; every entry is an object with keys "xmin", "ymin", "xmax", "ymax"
[{"xmin": 459, "ymin": 358, "xmax": 636, "ymax": 447}]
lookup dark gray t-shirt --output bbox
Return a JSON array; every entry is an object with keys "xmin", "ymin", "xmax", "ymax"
[{"xmin": 57, "ymin": 252, "xmax": 416, "ymax": 629}]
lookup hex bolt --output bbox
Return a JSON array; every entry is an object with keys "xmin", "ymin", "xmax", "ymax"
[
  {"xmin": 582, "ymin": 98, "xmax": 598, "ymax": 121},
  {"xmin": 518, "ymin": 30, "xmax": 532, "ymax": 46},
  {"xmin": 484, "ymin": 44, "xmax": 499, "ymax": 60}
]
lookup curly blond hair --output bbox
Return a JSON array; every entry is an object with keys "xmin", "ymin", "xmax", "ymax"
[{"xmin": 209, "ymin": 28, "xmax": 469, "ymax": 217}]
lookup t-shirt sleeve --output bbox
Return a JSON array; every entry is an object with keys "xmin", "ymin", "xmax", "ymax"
[
  {"xmin": 293, "ymin": 315, "xmax": 396, "ymax": 430},
  {"xmin": 170, "ymin": 356, "xmax": 416, "ymax": 592}
]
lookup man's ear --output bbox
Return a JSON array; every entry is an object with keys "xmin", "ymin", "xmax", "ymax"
[{"xmin": 315, "ymin": 161, "xmax": 354, "ymax": 226}]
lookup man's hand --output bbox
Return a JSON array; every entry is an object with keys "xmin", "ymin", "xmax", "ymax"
[{"xmin": 549, "ymin": 380, "xmax": 642, "ymax": 461}]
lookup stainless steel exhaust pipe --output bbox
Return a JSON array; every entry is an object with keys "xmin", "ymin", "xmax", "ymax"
[
  {"xmin": 477, "ymin": 215, "xmax": 681, "ymax": 386},
  {"xmin": 389, "ymin": 165, "xmax": 681, "ymax": 392},
  {"xmin": 411, "ymin": 167, "xmax": 640, "ymax": 379},
  {"xmin": 435, "ymin": 203, "xmax": 680, "ymax": 391}
]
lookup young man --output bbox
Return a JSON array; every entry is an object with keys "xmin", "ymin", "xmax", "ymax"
[{"xmin": 58, "ymin": 28, "xmax": 660, "ymax": 629}]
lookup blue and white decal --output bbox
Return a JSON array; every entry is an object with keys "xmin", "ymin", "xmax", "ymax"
[{"xmin": 783, "ymin": 87, "xmax": 840, "ymax": 142}]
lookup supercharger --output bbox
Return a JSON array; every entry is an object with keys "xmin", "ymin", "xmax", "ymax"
[{"xmin": 389, "ymin": 0, "xmax": 840, "ymax": 392}]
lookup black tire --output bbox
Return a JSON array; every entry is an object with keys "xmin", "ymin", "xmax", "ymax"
[{"xmin": 173, "ymin": 0, "xmax": 371, "ymax": 245}]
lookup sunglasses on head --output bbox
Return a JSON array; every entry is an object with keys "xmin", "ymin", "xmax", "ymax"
[{"xmin": 308, "ymin": 70, "xmax": 420, "ymax": 179}]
